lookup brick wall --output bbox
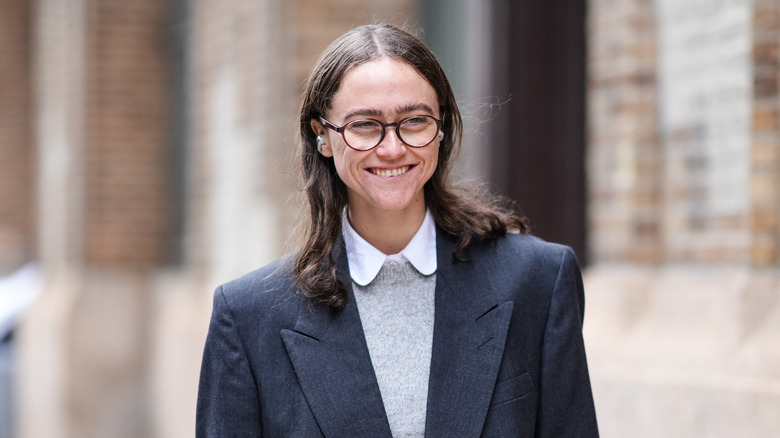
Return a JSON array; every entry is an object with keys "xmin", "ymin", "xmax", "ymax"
[
  {"xmin": 751, "ymin": 0, "xmax": 780, "ymax": 266},
  {"xmin": 587, "ymin": 0, "xmax": 660, "ymax": 264},
  {"xmin": 0, "ymin": 0, "xmax": 34, "ymax": 273},
  {"xmin": 589, "ymin": 0, "xmax": 780, "ymax": 266},
  {"xmin": 292, "ymin": 0, "xmax": 419, "ymax": 88},
  {"xmin": 83, "ymin": 0, "xmax": 173, "ymax": 269},
  {"xmin": 586, "ymin": 1, "xmax": 780, "ymax": 435}
]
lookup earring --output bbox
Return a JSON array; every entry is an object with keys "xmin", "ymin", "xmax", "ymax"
[{"xmin": 316, "ymin": 135, "xmax": 325, "ymax": 154}]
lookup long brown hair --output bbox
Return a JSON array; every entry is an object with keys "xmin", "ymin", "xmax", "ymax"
[{"xmin": 294, "ymin": 24, "xmax": 527, "ymax": 309}]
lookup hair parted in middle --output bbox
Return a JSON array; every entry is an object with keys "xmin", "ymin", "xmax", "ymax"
[{"xmin": 294, "ymin": 23, "xmax": 528, "ymax": 310}]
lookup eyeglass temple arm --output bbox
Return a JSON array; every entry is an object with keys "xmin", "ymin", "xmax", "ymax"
[{"xmin": 319, "ymin": 117, "xmax": 342, "ymax": 133}]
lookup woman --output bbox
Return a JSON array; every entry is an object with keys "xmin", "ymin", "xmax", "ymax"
[{"xmin": 197, "ymin": 24, "xmax": 598, "ymax": 437}]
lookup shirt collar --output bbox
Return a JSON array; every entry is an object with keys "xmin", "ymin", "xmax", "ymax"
[{"xmin": 342, "ymin": 208, "xmax": 437, "ymax": 286}]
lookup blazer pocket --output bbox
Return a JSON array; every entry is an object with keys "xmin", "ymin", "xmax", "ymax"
[{"xmin": 490, "ymin": 372, "xmax": 534, "ymax": 406}]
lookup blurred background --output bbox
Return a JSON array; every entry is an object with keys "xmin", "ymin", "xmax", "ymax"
[{"xmin": 0, "ymin": 0, "xmax": 779, "ymax": 436}]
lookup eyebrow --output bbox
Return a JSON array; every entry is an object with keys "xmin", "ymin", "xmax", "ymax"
[
  {"xmin": 341, "ymin": 103, "xmax": 435, "ymax": 121},
  {"xmin": 342, "ymin": 108, "xmax": 383, "ymax": 120},
  {"xmin": 397, "ymin": 103, "xmax": 434, "ymax": 115}
]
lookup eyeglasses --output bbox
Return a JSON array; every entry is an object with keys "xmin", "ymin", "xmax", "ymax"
[{"xmin": 320, "ymin": 115, "xmax": 443, "ymax": 151}]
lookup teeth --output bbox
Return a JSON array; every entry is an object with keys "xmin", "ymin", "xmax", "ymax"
[{"xmin": 372, "ymin": 166, "xmax": 410, "ymax": 177}]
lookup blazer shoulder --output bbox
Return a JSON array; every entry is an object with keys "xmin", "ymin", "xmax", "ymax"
[
  {"xmin": 215, "ymin": 254, "xmax": 300, "ymax": 321},
  {"xmin": 492, "ymin": 233, "xmax": 578, "ymax": 268},
  {"xmin": 460, "ymin": 233, "xmax": 580, "ymax": 301}
]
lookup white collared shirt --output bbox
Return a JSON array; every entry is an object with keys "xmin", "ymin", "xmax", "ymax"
[{"xmin": 342, "ymin": 208, "xmax": 437, "ymax": 286}]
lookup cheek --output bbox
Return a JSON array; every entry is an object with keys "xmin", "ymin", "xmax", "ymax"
[
  {"xmin": 425, "ymin": 146, "xmax": 440, "ymax": 174},
  {"xmin": 331, "ymin": 146, "xmax": 361, "ymax": 181}
]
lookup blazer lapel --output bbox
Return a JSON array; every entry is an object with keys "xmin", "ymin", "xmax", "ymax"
[
  {"xmin": 425, "ymin": 234, "xmax": 514, "ymax": 437},
  {"xmin": 281, "ymin": 243, "xmax": 392, "ymax": 438}
]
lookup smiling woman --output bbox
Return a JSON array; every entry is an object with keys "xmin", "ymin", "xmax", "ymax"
[
  {"xmin": 312, "ymin": 57, "xmax": 442, "ymax": 254},
  {"xmin": 196, "ymin": 23, "xmax": 599, "ymax": 438}
]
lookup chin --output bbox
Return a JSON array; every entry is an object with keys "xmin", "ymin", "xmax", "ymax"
[{"xmin": 370, "ymin": 197, "xmax": 421, "ymax": 213}]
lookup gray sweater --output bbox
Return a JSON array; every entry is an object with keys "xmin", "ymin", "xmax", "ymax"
[{"xmin": 352, "ymin": 260, "xmax": 436, "ymax": 438}]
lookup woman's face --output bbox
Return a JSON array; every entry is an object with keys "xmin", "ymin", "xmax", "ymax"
[{"xmin": 313, "ymin": 57, "xmax": 440, "ymax": 219}]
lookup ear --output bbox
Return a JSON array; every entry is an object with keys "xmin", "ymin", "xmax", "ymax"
[
  {"xmin": 310, "ymin": 119, "xmax": 334, "ymax": 157},
  {"xmin": 309, "ymin": 119, "xmax": 325, "ymax": 136}
]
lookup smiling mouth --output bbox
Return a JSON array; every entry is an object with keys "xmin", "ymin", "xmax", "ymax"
[{"xmin": 370, "ymin": 165, "xmax": 411, "ymax": 177}]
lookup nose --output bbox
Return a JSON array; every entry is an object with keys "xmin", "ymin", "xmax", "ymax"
[{"xmin": 373, "ymin": 127, "xmax": 406, "ymax": 158}]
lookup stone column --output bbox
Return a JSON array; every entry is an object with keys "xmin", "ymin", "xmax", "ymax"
[
  {"xmin": 17, "ymin": 0, "xmax": 88, "ymax": 436},
  {"xmin": 18, "ymin": 0, "xmax": 172, "ymax": 437},
  {"xmin": 187, "ymin": 0, "xmax": 298, "ymax": 289}
]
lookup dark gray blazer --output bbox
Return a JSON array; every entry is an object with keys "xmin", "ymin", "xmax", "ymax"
[{"xmin": 196, "ymin": 232, "xmax": 599, "ymax": 437}]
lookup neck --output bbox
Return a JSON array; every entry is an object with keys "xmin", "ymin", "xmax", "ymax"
[{"xmin": 347, "ymin": 203, "xmax": 426, "ymax": 255}]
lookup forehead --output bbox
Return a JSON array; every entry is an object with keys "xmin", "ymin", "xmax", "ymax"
[{"xmin": 328, "ymin": 57, "xmax": 439, "ymax": 118}]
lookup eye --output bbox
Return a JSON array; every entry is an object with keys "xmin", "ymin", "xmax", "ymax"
[
  {"xmin": 404, "ymin": 116, "xmax": 429, "ymax": 125},
  {"xmin": 401, "ymin": 116, "xmax": 433, "ymax": 132},
  {"xmin": 347, "ymin": 120, "xmax": 382, "ymax": 132}
]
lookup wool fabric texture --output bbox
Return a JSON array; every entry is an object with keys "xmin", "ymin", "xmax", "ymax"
[{"xmin": 352, "ymin": 259, "xmax": 436, "ymax": 438}]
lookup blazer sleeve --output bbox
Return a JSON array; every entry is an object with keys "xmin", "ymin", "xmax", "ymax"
[
  {"xmin": 536, "ymin": 247, "xmax": 599, "ymax": 437},
  {"xmin": 196, "ymin": 286, "xmax": 262, "ymax": 438}
]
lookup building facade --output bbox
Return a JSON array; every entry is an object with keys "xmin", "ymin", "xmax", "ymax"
[
  {"xmin": 0, "ymin": 0, "xmax": 778, "ymax": 436},
  {"xmin": 586, "ymin": 0, "xmax": 780, "ymax": 435}
]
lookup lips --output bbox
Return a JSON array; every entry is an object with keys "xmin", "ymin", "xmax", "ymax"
[{"xmin": 369, "ymin": 165, "xmax": 411, "ymax": 177}]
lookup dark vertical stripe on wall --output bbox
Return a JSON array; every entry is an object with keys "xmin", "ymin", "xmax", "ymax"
[{"xmin": 490, "ymin": 0, "xmax": 587, "ymax": 263}]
